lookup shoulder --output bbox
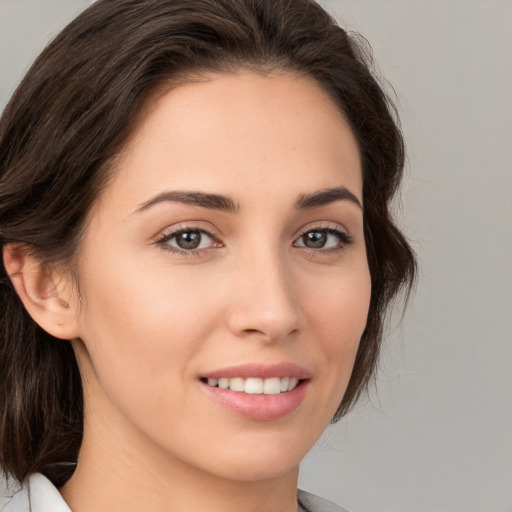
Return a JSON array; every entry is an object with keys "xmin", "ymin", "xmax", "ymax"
[
  {"xmin": 1, "ymin": 473, "xmax": 70, "ymax": 512},
  {"xmin": 298, "ymin": 489, "xmax": 351, "ymax": 512}
]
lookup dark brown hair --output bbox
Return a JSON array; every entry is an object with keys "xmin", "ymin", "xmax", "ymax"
[{"xmin": 0, "ymin": 0, "xmax": 415, "ymax": 483}]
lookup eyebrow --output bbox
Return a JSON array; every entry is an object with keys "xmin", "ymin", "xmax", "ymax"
[
  {"xmin": 136, "ymin": 191, "xmax": 239, "ymax": 213},
  {"xmin": 295, "ymin": 186, "xmax": 362, "ymax": 210},
  {"xmin": 135, "ymin": 185, "xmax": 362, "ymax": 214}
]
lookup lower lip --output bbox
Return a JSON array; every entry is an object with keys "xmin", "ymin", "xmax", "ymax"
[{"xmin": 200, "ymin": 380, "xmax": 309, "ymax": 421}]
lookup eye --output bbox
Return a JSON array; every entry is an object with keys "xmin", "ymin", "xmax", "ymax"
[
  {"xmin": 158, "ymin": 228, "xmax": 217, "ymax": 253},
  {"xmin": 294, "ymin": 228, "xmax": 352, "ymax": 250}
]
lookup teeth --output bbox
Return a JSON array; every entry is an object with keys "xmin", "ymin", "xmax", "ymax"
[
  {"xmin": 245, "ymin": 377, "xmax": 263, "ymax": 394},
  {"xmin": 263, "ymin": 377, "xmax": 281, "ymax": 395},
  {"xmin": 229, "ymin": 377, "xmax": 245, "ymax": 392},
  {"xmin": 206, "ymin": 376, "xmax": 300, "ymax": 394},
  {"xmin": 288, "ymin": 378, "xmax": 298, "ymax": 391}
]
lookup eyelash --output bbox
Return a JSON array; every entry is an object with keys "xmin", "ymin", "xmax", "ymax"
[
  {"xmin": 293, "ymin": 226, "xmax": 353, "ymax": 254},
  {"xmin": 155, "ymin": 225, "xmax": 219, "ymax": 257},
  {"xmin": 155, "ymin": 225, "xmax": 353, "ymax": 256}
]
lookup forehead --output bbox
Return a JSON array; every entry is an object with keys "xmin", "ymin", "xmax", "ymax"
[{"xmin": 96, "ymin": 70, "xmax": 362, "ymax": 212}]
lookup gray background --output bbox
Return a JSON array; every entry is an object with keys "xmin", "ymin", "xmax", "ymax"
[{"xmin": 1, "ymin": 1, "xmax": 510, "ymax": 511}]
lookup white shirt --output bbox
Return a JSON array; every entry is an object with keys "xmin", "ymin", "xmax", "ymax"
[{"xmin": 1, "ymin": 473, "xmax": 349, "ymax": 512}]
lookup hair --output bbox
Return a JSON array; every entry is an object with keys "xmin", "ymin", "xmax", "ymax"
[{"xmin": 0, "ymin": 0, "xmax": 416, "ymax": 484}]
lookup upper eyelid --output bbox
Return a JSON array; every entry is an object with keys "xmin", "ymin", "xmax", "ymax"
[
  {"xmin": 295, "ymin": 227, "xmax": 352, "ymax": 242},
  {"xmin": 155, "ymin": 222, "xmax": 221, "ymax": 240},
  {"xmin": 295, "ymin": 222, "xmax": 350, "ymax": 238}
]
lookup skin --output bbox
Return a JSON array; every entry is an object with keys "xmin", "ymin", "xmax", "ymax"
[{"xmin": 7, "ymin": 71, "xmax": 371, "ymax": 512}]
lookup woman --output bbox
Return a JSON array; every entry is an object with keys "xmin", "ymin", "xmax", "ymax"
[{"xmin": 0, "ymin": 1, "xmax": 415, "ymax": 511}]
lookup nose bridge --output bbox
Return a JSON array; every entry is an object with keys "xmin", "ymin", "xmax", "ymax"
[{"xmin": 227, "ymin": 241, "xmax": 300, "ymax": 341}]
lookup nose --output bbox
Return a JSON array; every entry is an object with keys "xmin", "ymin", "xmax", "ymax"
[{"xmin": 226, "ymin": 248, "xmax": 301, "ymax": 343}]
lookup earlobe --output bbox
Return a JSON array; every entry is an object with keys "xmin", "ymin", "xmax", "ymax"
[{"xmin": 3, "ymin": 244, "xmax": 81, "ymax": 340}]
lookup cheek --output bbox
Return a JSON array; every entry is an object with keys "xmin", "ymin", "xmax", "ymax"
[
  {"xmin": 75, "ymin": 255, "xmax": 221, "ymax": 406},
  {"xmin": 308, "ymin": 258, "xmax": 371, "ymax": 341},
  {"xmin": 303, "ymin": 257, "xmax": 371, "ymax": 388}
]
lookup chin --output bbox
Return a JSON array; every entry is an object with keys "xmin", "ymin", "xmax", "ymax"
[{"xmin": 191, "ymin": 435, "xmax": 310, "ymax": 482}]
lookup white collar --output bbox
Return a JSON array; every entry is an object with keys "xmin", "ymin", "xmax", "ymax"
[
  {"xmin": 28, "ymin": 474, "xmax": 71, "ymax": 512},
  {"xmin": 1, "ymin": 473, "xmax": 69, "ymax": 512},
  {"xmin": 2, "ymin": 473, "xmax": 348, "ymax": 512}
]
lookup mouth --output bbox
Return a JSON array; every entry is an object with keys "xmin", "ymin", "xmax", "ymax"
[
  {"xmin": 200, "ymin": 376, "xmax": 302, "ymax": 395},
  {"xmin": 198, "ymin": 363, "xmax": 310, "ymax": 420}
]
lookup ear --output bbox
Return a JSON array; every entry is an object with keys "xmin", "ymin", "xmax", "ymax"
[{"xmin": 3, "ymin": 243, "xmax": 81, "ymax": 340}]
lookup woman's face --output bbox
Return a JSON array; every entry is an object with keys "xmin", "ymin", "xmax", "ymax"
[{"xmin": 70, "ymin": 71, "xmax": 371, "ymax": 482}]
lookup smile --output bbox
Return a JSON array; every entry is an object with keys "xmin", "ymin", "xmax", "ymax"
[
  {"xmin": 204, "ymin": 376, "xmax": 300, "ymax": 394},
  {"xmin": 199, "ymin": 363, "xmax": 310, "ymax": 420}
]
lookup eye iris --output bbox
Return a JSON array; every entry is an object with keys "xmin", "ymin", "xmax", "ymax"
[
  {"xmin": 303, "ymin": 231, "xmax": 327, "ymax": 248},
  {"xmin": 176, "ymin": 231, "xmax": 201, "ymax": 250}
]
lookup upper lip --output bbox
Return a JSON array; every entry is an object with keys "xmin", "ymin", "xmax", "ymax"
[{"xmin": 200, "ymin": 362, "xmax": 311, "ymax": 380}]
